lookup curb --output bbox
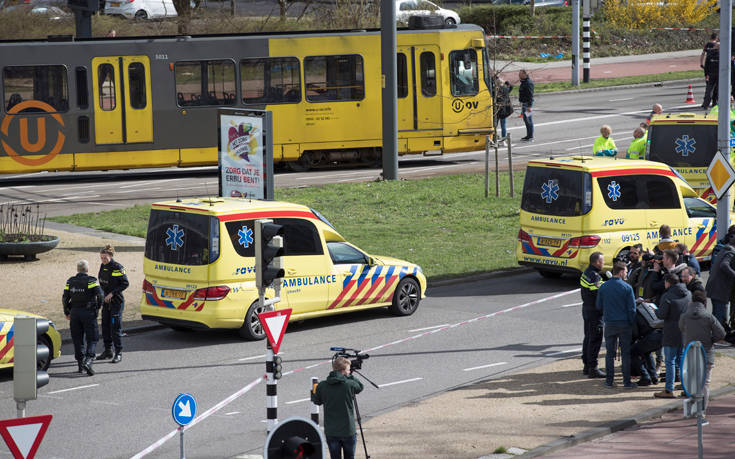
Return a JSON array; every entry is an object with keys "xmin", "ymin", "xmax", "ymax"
[
  {"xmin": 540, "ymin": 78, "xmax": 694, "ymax": 96},
  {"xmin": 518, "ymin": 384, "xmax": 735, "ymax": 458}
]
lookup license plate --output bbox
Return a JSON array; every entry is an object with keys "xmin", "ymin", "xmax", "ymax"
[
  {"xmin": 110, "ymin": 2, "xmax": 120, "ymax": 6},
  {"xmin": 537, "ymin": 237, "xmax": 561, "ymax": 247},
  {"xmin": 161, "ymin": 288, "xmax": 187, "ymax": 299}
]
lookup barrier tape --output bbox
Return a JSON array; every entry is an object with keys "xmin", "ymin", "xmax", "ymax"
[
  {"xmin": 650, "ymin": 27, "xmax": 717, "ymax": 31},
  {"xmin": 131, "ymin": 375, "xmax": 264, "ymax": 458},
  {"xmin": 487, "ymin": 35, "xmax": 570, "ymax": 39},
  {"xmin": 130, "ymin": 287, "xmax": 579, "ymax": 457}
]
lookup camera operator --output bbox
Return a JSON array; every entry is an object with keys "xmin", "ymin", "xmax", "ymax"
[
  {"xmin": 311, "ymin": 356, "xmax": 364, "ymax": 459},
  {"xmin": 676, "ymin": 243, "xmax": 700, "ymax": 275},
  {"xmin": 680, "ymin": 266, "xmax": 705, "ymax": 296}
]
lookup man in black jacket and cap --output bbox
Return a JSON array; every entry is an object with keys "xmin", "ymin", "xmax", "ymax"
[{"xmin": 654, "ymin": 273, "xmax": 691, "ymax": 398}]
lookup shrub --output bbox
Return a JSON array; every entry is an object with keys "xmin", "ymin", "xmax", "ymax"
[{"xmin": 602, "ymin": 0, "xmax": 718, "ymax": 29}]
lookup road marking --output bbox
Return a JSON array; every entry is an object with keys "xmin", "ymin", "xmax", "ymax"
[
  {"xmin": 115, "ymin": 188, "xmax": 160, "ymax": 194},
  {"xmin": 57, "ymin": 194, "xmax": 100, "ymax": 200},
  {"xmin": 511, "ymin": 135, "xmax": 599, "ymax": 151},
  {"xmin": 565, "ymin": 144, "xmax": 594, "ymax": 151},
  {"xmin": 409, "ymin": 324, "xmax": 450, "ymax": 332},
  {"xmin": 560, "ymin": 302, "xmax": 583, "ymax": 308},
  {"xmin": 463, "ymin": 362, "xmax": 508, "ymax": 372},
  {"xmin": 548, "ymin": 347, "xmax": 583, "ymax": 356},
  {"xmin": 238, "ymin": 354, "xmax": 266, "ymax": 361},
  {"xmin": 224, "ymin": 411, "xmax": 240, "ymax": 416},
  {"xmin": 609, "ymin": 97, "xmax": 634, "ymax": 102},
  {"xmin": 286, "ymin": 398, "xmax": 311, "ymax": 405},
  {"xmin": 47, "ymin": 384, "xmax": 99, "ymax": 394},
  {"xmin": 379, "ymin": 377, "xmax": 423, "ymax": 388}
]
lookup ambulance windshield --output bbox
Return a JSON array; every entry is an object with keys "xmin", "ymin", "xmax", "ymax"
[
  {"xmin": 145, "ymin": 210, "xmax": 219, "ymax": 266},
  {"xmin": 648, "ymin": 124, "xmax": 718, "ymax": 168},
  {"xmin": 521, "ymin": 166, "xmax": 590, "ymax": 217}
]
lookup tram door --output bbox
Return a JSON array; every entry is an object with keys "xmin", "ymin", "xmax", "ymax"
[
  {"xmin": 92, "ymin": 56, "xmax": 153, "ymax": 145},
  {"xmin": 396, "ymin": 46, "xmax": 442, "ymax": 133}
]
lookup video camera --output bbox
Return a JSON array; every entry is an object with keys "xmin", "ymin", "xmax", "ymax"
[
  {"xmin": 330, "ymin": 347, "xmax": 370, "ymax": 372},
  {"xmin": 642, "ymin": 252, "xmax": 663, "ymax": 263}
]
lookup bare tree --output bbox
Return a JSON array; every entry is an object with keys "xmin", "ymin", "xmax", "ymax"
[{"xmin": 173, "ymin": 0, "xmax": 200, "ymax": 34}]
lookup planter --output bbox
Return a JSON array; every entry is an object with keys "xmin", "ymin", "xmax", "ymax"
[{"xmin": 0, "ymin": 235, "xmax": 59, "ymax": 261}]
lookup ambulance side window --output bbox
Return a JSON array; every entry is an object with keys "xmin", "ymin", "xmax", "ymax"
[
  {"xmin": 225, "ymin": 220, "xmax": 256, "ymax": 257},
  {"xmin": 275, "ymin": 218, "xmax": 324, "ymax": 256},
  {"xmin": 645, "ymin": 177, "xmax": 680, "ymax": 209},
  {"xmin": 327, "ymin": 242, "xmax": 368, "ymax": 265},
  {"xmin": 597, "ymin": 176, "xmax": 641, "ymax": 210},
  {"xmin": 684, "ymin": 197, "xmax": 716, "ymax": 218}
]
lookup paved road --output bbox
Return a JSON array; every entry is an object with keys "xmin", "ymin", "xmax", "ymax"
[
  {"xmin": 0, "ymin": 272, "xmax": 584, "ymax": 458},
  {"xmin": 0, "ymin": 80, "xmax": 704, "ymax": 217}
]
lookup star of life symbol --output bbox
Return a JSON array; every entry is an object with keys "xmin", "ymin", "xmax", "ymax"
[
  {"xmin": 607, "ymin": 180, "xmax": 621, "ymax": 201},
  {"xmin": 541, "ymin": 180, "xmax": 559, "ymax": 204},
  {"xmin": 674, "ymin": 135, "xmax": 696, "ymax": 157},
  {"xmin": 238, "ymin": 225, "xmax": 254, "ymax": 248},
  {"xmin": 165, "ymin": 224, "xmax": 184, "ymax": 250}
]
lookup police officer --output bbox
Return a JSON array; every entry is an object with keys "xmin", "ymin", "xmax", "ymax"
[
  {"xmin": 63, "ymin": 260, "xmax": 103, "ymax": 376},
  {"xmin": 580, "ymin": 252, "xmax": 606, "ymax": 378},
  {"xmin": 96, "ymin": 245, "xmax": 129, "ymax": 363}
]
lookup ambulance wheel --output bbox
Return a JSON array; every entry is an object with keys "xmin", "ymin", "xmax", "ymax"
[
  {"xmin": 388, "ymin": 277, "xmax": 421, "ymax": 316},
  {"xmin": 538, "ymin": 270, "xmax": 562, "ymax": 279},
  {"xmin": 240, "ymin": 301, "xmax": 266, "ymax": 341}
]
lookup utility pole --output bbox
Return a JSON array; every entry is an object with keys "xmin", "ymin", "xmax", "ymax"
[
  {"xmin": 571, "ymin": 0, "xmax": 579, "ymax": 86},
  {"xmin": 380, "ymin": 0, "xmax": 398, "ymax": 180},
  {"xmin": 582, "ymin": 0, "xmax": 590, "ymax": 83},
  {"xmin": 716, "ymin": 0, "xmax": 732, "ymax": 236}
]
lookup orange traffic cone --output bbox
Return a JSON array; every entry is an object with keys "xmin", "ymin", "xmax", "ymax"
[{"xmin": 685, "ymin": 84, "xmax": 696, "ymax": 103}]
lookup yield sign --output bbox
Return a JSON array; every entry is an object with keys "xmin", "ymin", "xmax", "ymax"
[
  {"xmin": 706, "ymin": 151, "xmax": 735, "ymax": 201},
  {"xmin": 0, "ymin": 415, "xmax": 52, "ymax": 459},
  {"xmin": 258, "ymin": 308, "xmax": 292, "ymax": 354}
]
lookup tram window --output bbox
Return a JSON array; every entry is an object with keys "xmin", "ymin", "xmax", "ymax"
[
  {"xmin": 241, "ymin": 57, "xmax": 301, "ymax": 104},
  {"xmin": 175, "ymin": 60, "xmax": 236, "ymax": 107},
  {"xmin": 98, "ymin": 64, "xmax": 116, "ymax": 111},
  {"xmin": 3, "ymin": 65, "xmax": 68, "ymax": 112},
  {"xmin": 420, "ymin": 52, "xmax": 436, "ymax": 97},
  {"xmin": 76, "ymin": 67, "xmax": 88, "ymax": 109},
  {"xmin": 397, "ymin": 53, "xmax": 408, "ymax": 98},
  {"xmin": 128, "ymin": 62, "xmax": 147, "ymax": 109},
  {"xmin": 449, "ymin": 50, "xmax": 478, "ymax": 97},
  {"xmin": 304, "ymin": 54, "xmax": 364, "ymax": 102}
]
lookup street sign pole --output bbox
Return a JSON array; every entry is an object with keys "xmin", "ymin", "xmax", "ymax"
[
  {"xmin": 582, "ymin": 0, "xmax": 590, "ymax": 83},
  {"xmin": 381, "ymin": 0, "xmax": 398, "ymax": 180},
  {"xmin": 571, "ymin": 0, "xmax": 579, "ymax": 86},
  {"xmin": 171, "ymin": 393, "xmax": 197, "ymax": 459},
  {"xmin": 717, "ymin": 0, "xmax": 732, "ymax": 237}
]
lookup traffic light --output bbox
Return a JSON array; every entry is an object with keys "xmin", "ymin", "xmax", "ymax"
[
  {"xmin": 265, "ymin": 416, "xmax": 325, "ymax": 459},
  {"xmin": 67, "ymin": 0, "xmax": 99, "ymax": 12},
  {"xmin": 255, "ymin": 219, "xmax": 285, "ymax": 290},
  {"xmin": 267, "ymin": 355, "xmax": 283, "ymax": 380},
  {"xmin": 13, "ymin": 317, "xmax": 50, "ymax": 402}
]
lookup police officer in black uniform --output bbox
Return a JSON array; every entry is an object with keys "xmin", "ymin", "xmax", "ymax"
[
  {"xmin": 63, "ymin": 260, "xmax": 103, "ymax": 376},
  {"xmin": 580, "ymin": 252, "xmax": 606, "ymax": 378},
  {"xmin": 96, "ymin": 245, "xmax": 129, "ymax": 364}
]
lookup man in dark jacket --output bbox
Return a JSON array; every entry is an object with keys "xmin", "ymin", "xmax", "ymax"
[
  {"xmin": 680, "ymin": 266, "xmax": 705, "ymax": 296},
  {"xmin": 580, "ymin": 252, "xmax": 606, "ymax": 378},
  {"xmin": 705, "ymin": 234, "xmax": 735, "ymax": 329},
  {"xmin": 62, "ymin": 260, "xmax": 104, "ymax": 376},
  {"xmin": 702, "ymin": 41, "xmax": 720, "ymax": 109},
  {"xmin": 312, "ymin": 356, "xmax": 364, "ymax": 459},
  {"xmin": 631, "ymin": 301, "xmax": 663, "ymax": 386},
  {"xmin": 596, "ymin": 262, "xmax": 637, "ymax": 388},
  {"xmin": 680, "ymin": 290, "xmax": 726, "ymax": 408},
  {"xmin": 518, "ymin": 69, "xmax": 534, "ymax": 142},
  {"xmin": 654, "ymin": 273, "xmax": 691, "ymax": 398}
]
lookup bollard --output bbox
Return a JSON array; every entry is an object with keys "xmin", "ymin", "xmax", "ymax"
[
  {"xmin": 485, "ymin": 135, "xmax": 491, "ymax": 198},
  {"xmin": 310, "ymin": 377, "xmax": 320, "ymax": 425},
  {"xmin": 507, "ymin": 133, "xmax": 513, "ymax": 197},
  {"xmin": 266, "ymin": 343, "xmax": 278, "ymax": 433}
]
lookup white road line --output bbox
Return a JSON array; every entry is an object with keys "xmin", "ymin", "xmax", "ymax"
[
  {"xmin": 239, "ymin": 354, "xmax": 267, "ymax": 361},
  {"xmin": 565, "ymin": 144, "xmax": 594, "ymax": 151},
  {"xmin": 47, "ymin": 384, "xmax": 99, "ymax": 394},
  {"xmin": 115, "ymin": 188, "xmax": 161, "ymax": 194},
  {"xmin": 548, "ymin": 347, "xmax": 583, "ymax": 356},
  {"xmin": 511, "ymin": 135, "xmax": 599, "ymax": 151},
  {"xmin": 119, "ymin": 180, "xmax": 160, "ymax": 189},
  {"xmin": 58, "ymin": 194, "xmax": 99, "ymax": 200},
  {"xmin": 609, "ymin": 97, "xmax": 634, "ymax": 102},
  {"xmin": 560, "ymin": 302, "xmax": 583, "ymax": 308},
  {"xmin": 379, "ymin": 377, "xmax": 423, "ymax": 388},
  {"xmin": 285, "ymin": 398, "xmax": 311, "ymax": 405},
  {"xmin": 408, "ymin": 324, "xmax": 450, "ymax": 332},
  {"xmin": 224, "ymin": 411, "xmax": 240, "ymax": 416},
  {"xmin": 463, "ymin": 362, "xmax": 508, "ymax": 372}
]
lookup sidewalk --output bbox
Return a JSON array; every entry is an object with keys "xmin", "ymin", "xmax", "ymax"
[{"xmin": 496, "ymin": 49, "xmax": 701, "ymax": 84}]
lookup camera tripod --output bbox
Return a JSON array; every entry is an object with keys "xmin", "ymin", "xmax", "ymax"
[{"xmin": 352, "ymin": 369, "xmax": 379, "ymax": 459}]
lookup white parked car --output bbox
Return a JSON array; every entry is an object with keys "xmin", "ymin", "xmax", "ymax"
[
  {"xmin": 104, "ymin": 0, "xmax": 178, "ymax": 20},
  {"xmin": 396, "ymin": 0, "xmax": 460, "ymax": 26}
]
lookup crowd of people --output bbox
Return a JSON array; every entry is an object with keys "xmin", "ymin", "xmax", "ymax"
[{"xmin": 580, "ymin": 224, "xmax": 735, "ymax": 405}]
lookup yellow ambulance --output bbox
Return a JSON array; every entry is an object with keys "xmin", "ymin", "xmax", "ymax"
[
  {"xmin": 140, "ymin": 198, "xmax": 426, "ymax": 339},
  {"xmin": 517, "ymin": 156, "xmax": 718, "ymax": 277}
]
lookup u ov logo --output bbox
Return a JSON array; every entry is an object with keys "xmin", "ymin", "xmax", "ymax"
[
  {"xmin": 0, "ymin": 100, "xmax": 66, "ymax": 166},
  {"xmin": 451, "ymin": 99, "xmax": 480, "ymax": 113}
]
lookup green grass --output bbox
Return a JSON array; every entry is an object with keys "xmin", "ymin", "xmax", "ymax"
[
  {"xmin": 50, "ymin": 172, "xmax": 525, "ymax": 281},
  {"xmin": 536, "ymin": 70, "xmax": 701, "ymax": 94}
]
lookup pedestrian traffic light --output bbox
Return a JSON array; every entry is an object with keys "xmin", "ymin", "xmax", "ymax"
[
  {"xmin": 255, "ymin": 219, "xmax": 285, "ymax": 290},
  {"xmin": 13, "ymin": 317, "xmax": 50, "ymax": 402}
]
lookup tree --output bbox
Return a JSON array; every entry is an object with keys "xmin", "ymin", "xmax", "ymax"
[{"xmin": 173, "ymin": 0, "xmax": 200, "ymax": 34}]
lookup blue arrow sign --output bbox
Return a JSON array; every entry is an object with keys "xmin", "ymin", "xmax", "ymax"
[
  {"xmin": 730, "ymin": 138, "xmax": 735, "ymax": 148},
  {"xmin": 172, "ymin": 393, "xmax": 197, "ymax": 426}
]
